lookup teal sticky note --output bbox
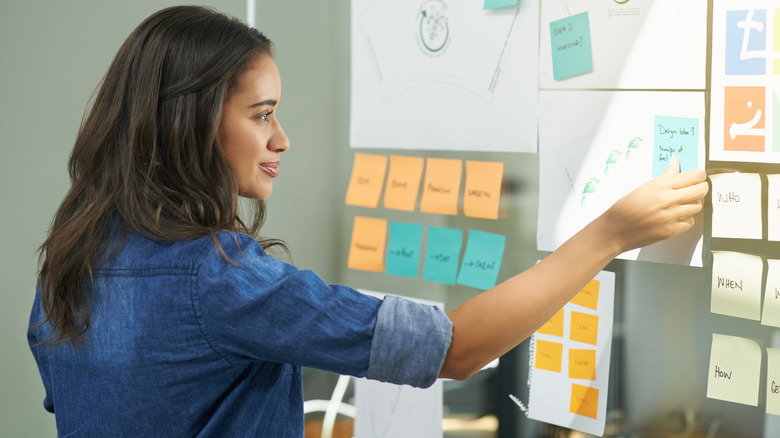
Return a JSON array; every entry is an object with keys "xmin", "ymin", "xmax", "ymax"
[
  {"xmin": 386, "ymin": 222, "xmax": 424, "ymax": 278},
  {"xmin": 549, "ymin": 12, "xmax": 593, "ymax": 80},
  {"xmin": 652, "ymin": 116, "xmax": 699, "ymax": 177},
  {"xmin": 483, "ymin": 0, "xmax": 518, "ymax": 9},
  {"xmin": 457, "ymin": 230, "xmax": 506, "ymax": 290},
  {"xmin": 423, "ymin": 227, "xmax": 463, "ymax": 285}
]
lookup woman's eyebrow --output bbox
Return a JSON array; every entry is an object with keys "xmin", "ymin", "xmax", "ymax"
[{"xmin": 247, "ymin": 99, "xmax": 277, "ymax": 109}]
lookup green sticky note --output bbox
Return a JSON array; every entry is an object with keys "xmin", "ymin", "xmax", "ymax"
[
  {"xmin": 550, "ymin": 12, "xmax": 593, "ymax": 80},
  {"xmin": 423, "ymin": 227, "xmax": 463, "ymax": 285},
  {"xmin": 652, "ymin": 115, "xmax": 699, "ymax": 177},
  {"xmin": 385, "ymin": 222, "xmax": 424, "ymax": 278},
  {"xmin": 483, "ymin": 0, "xmax": 518, "ymax": 9},
  {"xmin": 457, "ymin": 230, "xmax": 506, "ymax": 290}
]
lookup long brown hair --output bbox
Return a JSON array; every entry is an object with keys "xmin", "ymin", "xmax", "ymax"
[{"xmin": 37, "ymin": 6, "xmax": 284, "ymax": 345}]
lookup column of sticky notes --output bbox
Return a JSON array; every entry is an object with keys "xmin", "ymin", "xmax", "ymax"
[{"xmin": 344, "ymin": 153, "xmax": 506, "ymax": 289}]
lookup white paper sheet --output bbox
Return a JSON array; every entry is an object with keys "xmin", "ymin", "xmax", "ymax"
[
  {"xmin": 528, "ymin": 270, "xmax": 615, "ymax": 437},
  {"xmin": 350, "ymin": 0, "xmax": 538, "ymax": 152},
  {"xmin": 709, "ymin": 173, "xmax": 763, "ymax": 240},
  {"xmin": 537, "ymin": 90, "xmax": 706, "ymax": 266},
  {"xmin": 707, "ymin": 333, "xmax": 762, "ymax": 406},
  {"xmin": 711, "ymin": 251, "xmax": 764, "ymax": 321},
  {"xmin": 539, "ymin": 0, "xmax": 706, "ymax": 90}
]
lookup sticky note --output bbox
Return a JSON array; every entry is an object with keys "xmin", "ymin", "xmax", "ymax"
[
  {"xmin": 711, "ymin": 251, "xmax": 763, "ymax": 321},
  {"xmin": 456, "ymin": 230, "xmax": 506, "ymax": 290},
  {"xmin": 762, "ymin": 260, "xmax": 780, "ymax": 327},
  {"xmin": 767, "ymin": 348, "xmax": 780, "ymax": 415},
  {"xmin": 549, "ymin": 12, "xmax": 593, "ymax": 81},
  {"xmin": 707, "ymin": 333, "xmax": 761, "ymax": 406},
  {"xmin": 569, "ymin": 349, "xmax": 596, "ymax": 380},
  {"xmin": 768, "ymin": 175, "xmax": 780, "ymax": 241},
  {"xmin": 535, "ymin": 339, "xmax": 563, "ymax": 373},
  {"xmin": 483, "ymin": 0, "xmax": 518, "ymax": 10},
  {"xmin": 463, "ymin": 161, "xmax": 504, "ymax": 220},
  {"xmin": 422, "ymin": 227, "xmax": 463, "ymax": 285},
  {"xmin": 570, "ymin": 279, "xmax": 600, "ymax": 311},
  {"xmin": 383, "ymin": 155, "xmax": 424, "ymax": 212},
  {"xmin": 537, "ymin": 309, "xmax": 564, "ymax": 337},
  {"xmin": 345, "ymin": 153, "xmax": 387, "ymax": 208},
  {"xmin": 710, "ymin": 173, "xmax": 762, "ymax": 239},
  {"xmin": 569, "ymin": 311, "xmax": 599, "ymax": 346},
  {"xmin": 652, "ymin": 116, "xmax": 699, "ymax": 177},
  {"xmin": 420, "ymin": 158, "xmax": 462, "ymax": 215},
  {"xmin": 570, "ymin": 384, "xmax": 599, "ymax": 419},
  {"xmin": 347, "ymin": 216, "xmax": 387, "ymax": 272},
  {"xmin": 385, "ymin": 222, "xmax": 423, "ymax": 278}
]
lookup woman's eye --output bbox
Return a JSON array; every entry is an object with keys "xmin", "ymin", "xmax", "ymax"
[{"xmin": 254, "ymin": 111, "xmax": 272, "ymax": 121}]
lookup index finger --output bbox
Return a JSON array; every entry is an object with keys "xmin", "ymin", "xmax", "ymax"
[{"xmin": 666, "ymin": 168, "xmax": 707, "ymax": 190}]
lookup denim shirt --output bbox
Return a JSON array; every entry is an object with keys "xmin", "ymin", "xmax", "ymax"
[{"xmin": 28, "ymin": 231, "xmax": 452, "ymax": 437}]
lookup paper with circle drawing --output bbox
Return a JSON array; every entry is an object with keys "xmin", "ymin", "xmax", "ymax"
[
  {"xmin": 709, "ymin": 173, "xmax": 762, "ymax": 240},
  {"xmin": 710, "ymin": 251, "xmax": 763, "ymax": 321},
  {"xmin": 707, "ymin": 333, "xmax": 762, "ymax": 406}
]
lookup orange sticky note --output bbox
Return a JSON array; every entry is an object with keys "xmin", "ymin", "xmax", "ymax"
[
  {"xmin": 570, "ymin": 384, "xmax": 599, "ymax": 419},
  {"xmin": 537, "ymin": 309, "xmax": 564, "ymax": 337},
  {"xmin": 383, "ymin": 155, "xmax": 424, "ymax": 211},
  {"xmin": 345, "ymin": 153, "xmax": 388, "ymax": 208},
  {"xmin": 570, "ymin": 279, "xmax": 600, "ymax": 310},
  {"xmin": 347, "ymin": 216, "xmax": 387, "ymax": 272},
  {"xmin": 570, "ymin": 311, "xmax": 599, "ymax": 346},
  {"xmin": 569, "ymin": 349, "xmax": 596, "ymax": 380},
  {"xmin": 419, "ymin": 158, "xmax": 462, "ymax": 215},
  {"xmin": 535, "ymin": 340, "xmax": 563, "ymax": 372},
  {"xmin": 463, "ymin": 161, "xmax": 503, "ymax": 219}
]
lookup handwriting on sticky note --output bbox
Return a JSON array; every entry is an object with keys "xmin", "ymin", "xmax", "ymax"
[
  {"xmin": 767, "ymin": 348, "xmax": 780, "ymax": 415},
  {"xmin": 463, "ymin": 161, "xmax": 503, "ymax": 220},
  {"xmin": 570, "ymin": 384, "xmax": 599, "ymax": 419},
  {"xmin": 347, "ymin": 216, "xmax": 387, "ymax": 272},
  {"xmin": 420, "ymin": 158, "xmax": 462, "ymax": 215},
  {"xmin": 710, "ymin": 251, "xmax": 763, "ymax": 321},
  {"xmin": 570, "ymin": 311, "xmax": 599, "ymax": 346},
  {"xmin": 652, "ymin": 116, "xmax": 699, "ymax": 177},
  {"xmin": 569, "ymin": 349, "xmax": 596, "ymax": 380},
  {"xmin": 709, "ymin": 173, "xmax": 762, "ymax": 239},
  {"xmin": 456, "ymin": 230, "xmax": 506, "ymax": 290},
  {"xmin": 383, "ymin": 155, "xmax": 424, "ymax": 212},
  {"xmin": 538, "ymin": 309, "xmax": 564, "ymax": 337},
  {"xmin": 535, "ymin": 340, "xmax": 563, "ymax": 373},
  {"xmin": 570, "ymin": 279, "xmax": 600, "ymax": 310},
  {"xmin": 385, "ymin": 222, "xmax": 423, "ymax": 279},
  {"xmin": 422, "ymin": 227, "xmax": 463, "ymax": 285},
  {"xmin": 707, "ymin": 333, "xmax": 761, "ymax": 406},
  {"xmin": 549, "ymin": 12, "xmax": 593, "ymax": 81},
  {"xmin": 345, "ymin": 153, "xmax": 388, "ymax": 208},
  {"xmin": 762, "ymin": 259, "xmax": 780, "ymax": 327}
]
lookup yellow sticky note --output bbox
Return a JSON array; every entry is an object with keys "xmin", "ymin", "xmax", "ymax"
[
  {"xmin": 570, "ymin": 311, "xmax": 599, "ymax": 346},
  {"xmin": 570, "ymin": 384, "xmax": 599, "ymax": 419},
  {"xmin": 767, "ymin": 348, "xmax": 780, "ymax": 415},
  {"xmin": 463, "ymin": 161, "xmax": 503, "ymax": 220},
  {"xmin": 383, "ymin": 155, "xmax": 424, "ymax": 211},
  {"xmin": 419, "ymin": 158, "xmax": 462, "ymax": 215},
  {"xmin": 711, "ymin": 251, "xmax": 763, "ymax": 321},
  {"xmin": 570, "ymin": 279, "xmax": 600, "ymax": 310},
  {"xmin": 345, "ymin": 153, "xmax": 388, "ymax": 208},
  {"xmin": 709, "ymin": 173, "xmax": 762, "ymax": 239},
  {"xmin": 535, "ymin": 340, "xmax": 563, "ymax": 372},
  {"xmin": 569, "ymin": 349, "xmax": 596, "ymax": 380},
  {"xmin": 707, "ymin": 333, "xmax": 761, "ymax": 406},
  {"xmin": 763, "ymin": 260, "xmax": 780, "ymax": 328},
  {"xmin": 537, "ymin": 309, "xmax": 564, "ymax": 337},
  {"xmin": 347, "ymin": 216, "xmax": 387, "ymax": 272}
]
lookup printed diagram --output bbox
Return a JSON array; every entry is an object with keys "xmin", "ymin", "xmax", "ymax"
[
  {"xmin": 580, "ymin": 136, "xmax": 642, "ymax": 208},
  {"xmin": 417, "ymin": 1, "xmax": 450, "ymax": 56}
]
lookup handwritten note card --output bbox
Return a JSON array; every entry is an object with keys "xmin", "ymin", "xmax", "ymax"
[
  {"xmin": 768, "ymin": 174, "xmax": 780, "ymax": 241},
  {"xmin": 767, "ymin": 347, "xmax": 780, "ymax": 415},
  {"xmin": 383, "ymin": 155, "xmax": 424, "ymax": 212},
  {"xmin": 385, "ymin": 222, "xmax": 423, "ymax": 278},
  {"xmin": 549, "ymin": 12, "xmax": 593, "ymax": 81},
  {"xmin": 536, "ymin": 340, "xmax": 564, "ymax": 373},
  {"xmin": 463, "ymin": 161, "xmax": 504, "ymax": 220},
  {"xmin": 652, "ymin": 116, "xmax": 700, "ymax": 177},
  {"xmin": 456, "ymin": 230, "xmax": 506, "ymax": 290},
  {"xmin": 711, "ymin": 251, "xmax": 763, "ymax": 321},
  {"xmin": 422, "ymin": 226, "xmax": 463, "ymax": 285},
  {"xmin": 420, "ymin": 158, "xmax": 462, "ymax": 215},
  {"xmin": 707, "ymin": 333, "xmax": 762, "ymax": 406},
  {"xmin": 709, "ymin": 173, "xmax": 762, "ymax": 239},
  {"xmin": 347, "ymin": 216, "xmax": 387, "ymax": 272},
  {"xmin": 569, "ymin": 349, "xmax": 596, "ymax": 380},
  {"xmin": 345, "ymin": 153, "xmax": 387, "ymax": 208},
  {"xmin": 762, "ymin": 259, "xmax": 780, "ymax": 328}
]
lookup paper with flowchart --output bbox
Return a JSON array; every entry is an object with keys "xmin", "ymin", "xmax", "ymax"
[
  {"xmin": 709, "ymin": 173, "xmax": 763, "ymax": 239},
  {"xmin": 528, "ymin": 271, "xmax": 615, "ymax": 436},
  {"xmin": 707, "ymin": 333, "xmax": 762, "ymax": 406},
  {"xmin": 711, "ymin": 251, "xmax": 763, "ymax": 321}
]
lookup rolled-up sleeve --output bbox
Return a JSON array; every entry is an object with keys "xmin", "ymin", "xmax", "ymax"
[{"xmin": 366, "ymin": 295, "xmax": 453, "ymax": 388}]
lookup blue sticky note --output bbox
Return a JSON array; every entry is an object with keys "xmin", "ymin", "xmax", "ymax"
[
  {"xmin": 483, "ymin": 0, "xmax": 518, "ymax": 9},
  {"xmin": 549, "ymin": 12, "xmax": 593, "ymax": 80},
  {"xmin": 457, "ymin": 230, "xmax": 506, "ymax": 290},
  {"xmin": 386, "ymin": 222, "xmax": 424, "ymax": 278},
  {"xmin": 423, "ymin": 227, "xmax": 463, "ymax": 285},
  {"xmin": 652, "ymin": 116, "xmax": 699, "ymax": 177}
]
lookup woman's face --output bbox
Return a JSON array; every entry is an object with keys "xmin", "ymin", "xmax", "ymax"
[{"xmin": 219, "ymin": 55, "xmax": 289, "ymax": 199}]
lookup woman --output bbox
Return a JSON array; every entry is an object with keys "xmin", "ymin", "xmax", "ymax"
[{"xmin": 29, "ymin": 5, "xmax": 708, "ymax": 436}]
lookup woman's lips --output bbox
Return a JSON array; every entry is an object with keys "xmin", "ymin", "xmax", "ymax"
[{"xmin": 259, "ymin": 161, "xmax": 279, "ymax": 177}]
